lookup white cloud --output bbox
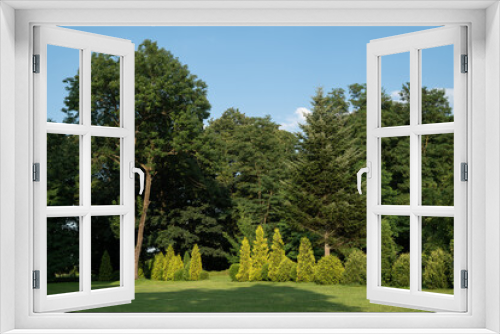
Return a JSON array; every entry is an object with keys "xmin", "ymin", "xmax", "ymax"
[
  {"xmin": 390, "ymin": 90, "xmax": 402, "ymax": 101},
  {"xmin": 280, "ymin": 107, "xmax": 312, "ymax": 132},
  {"xmin": 444, "ymin": 88, "xmax": 454, "ymax": 110}
]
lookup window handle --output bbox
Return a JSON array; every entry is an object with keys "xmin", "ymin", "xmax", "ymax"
[
  {"xmin": 130, "ymin": 162, "xmax": 145, "ymax": 195},
  {"xmin": 357, "ymin": 162, "xmax": 371, "ymax": 195}
]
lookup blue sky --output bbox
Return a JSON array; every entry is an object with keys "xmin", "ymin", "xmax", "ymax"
[{"xmin": 48, "ymin": 26, "xmax": 453, "ymax": 131}]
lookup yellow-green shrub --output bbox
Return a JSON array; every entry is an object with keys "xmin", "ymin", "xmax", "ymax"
[
  {"xmin": 341, "ymin": 249, "xmax": 366, "ymax": 285},
  {"xmin": 276, "ymin": 257, "xmax": 294, "ymax": 282},
  {"xmin": 297, "ymin": 237, "xmax": 315, "ymax": 282},
  {"xmin": 151, "ymin": 252, "xmax": 164, "ymax": 281},
  {"xmin": 314, "ymin": 255, "xmax": 344, "ymax": 285},
  {"xmin": 391, "ymin": 253, "xmax": 410, "ymax": 288},
  {"xmin": 249, "ymin": 226, "xmax": 269, "ymax": 281},
  {"xmin": 236, "ymin": 238, "xmax": 251, "ymax": 282},
  {"xmin": 423, "ymin": 248, "xmax": 450, "ymax": 289},
  {"xmin": 268, "ymin": 228, "xmax": 285, "ymax": 282},
  {"xmin": 229, "ymin": 263, "xmax": 240, "ymax": 282},
  {"xmin": 189, "ymin": 244, "xmax": 203, "ymax": 281}
]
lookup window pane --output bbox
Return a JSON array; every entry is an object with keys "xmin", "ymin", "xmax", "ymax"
[
  {"xmin": 91, "ymin": 137, "xmax": 120, "ymax": 205},
  {"xmin": 47, "ymin": 45, "xmax": 80, "ymax": 124},
  {"xmin": 91, "ymin": 52, "xmax": 121, "ymax": 127},
  {"xmin": 47, "ymin": 134, "xmax": 80, "ymax": 206},
  {"xmin": 422, "ymin": 133, "xmax": 454, "ymax": 206},
  {"xmin": 421, "ymin": 217, "xmax": 454, "ymax": 295},
  {"xmin": 92, "ymin": 216, "xmax": 121, "ymax": 290},
  {"xmin": 381, "ymin": 136, "xmax": 410, "ymax": 205},
  {"xmin": 47, "ymin": 217, "xmax": 80, "ymax": 295},
  {"xmin": 421, "ymin": 45, "xmax": 454, "ymax": 124},
  {"xmin": 381, "ymin": 216, "xmax": 410, "ymax": 290},
  {"xmin": 381, "ymin": 52, "xmax": 410, "ymax": 127}
]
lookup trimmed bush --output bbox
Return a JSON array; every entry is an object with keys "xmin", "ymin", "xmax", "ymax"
[
  {"xmin": 98, "ymin": 250, "xmax": 114, "ymax": 281},
  {"xmin": 290, "ymin": 262, "xmax": 298, "ymax": 282},
  {"xmin": 151, "ymin": 252, "xmax": 164, "ymax": 281},
  {"xmin": 268, "ymin": 228, "xmax": 285, "ymax": 282},
  {"xmin": 341, "ymin": 249, "xmax": 366, "ymax": 285},
  {"xmin": 200, "ymin": 270, "xmax": 210, "ymax": 280},
  {"xmin": 162, "ymin": 245, "xmax": 175, "ymax": 281},
  {"xmin": 229, "ymin": 263, "xmax": 240, "ymax": 282},
  {"xmin": 276, "ymin": 257, "xmax": 294, "ymax": 282},
  {"xmin": 423, "ymin": 248, "xmax": 450, "ymax": 289},
  {"xmin": 183, "ymin": 251, "xmax": 191, "ymax": 268},
  {"xmin": 261, "ymin": 263, "xmax": 269, "ymax": 281},
  {"xmin": 297, "ymin": 237, "xmax": 316, "ymax": 282},
  {"xmin": 391, "ymin": 253, "xmax": 410, "ymax": 288},
  {"xmin": 190, "ymin": 244, "xmax": 203, "ymax": 281},
  {"xmin": 183, "ymin": 261, "xmax": 191, "ymax": 281},
  {"xmin": 236, "ymin": 238, "xmax": 251, "ymax": 282},
  {"xmin": 250, "ymin": 225, "xmax": 269, "ymax": 281},
  {"xmin": 174, "ymin": 269, "xmax": 185, "ymax": 281},
  {"xmin": 314, "ymin": 255, "xmax": 344, "ymax": 285},
  {"xmin": 381, "ymin": 219, "xmax": 397, "ymax": 285}
]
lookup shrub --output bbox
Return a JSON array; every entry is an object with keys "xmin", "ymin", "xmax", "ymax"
[
  {"xmin": 98, "ymin": 250, "xmax": 114, "ymax": 281},
  {"xmin": 229, "ymin": 263, "xmax": 240, "ymax": 282},
  {"xmin": 250, "ymin": 225, "xmax": 269, "ymax": 281},
  {"xmin": 162, "ymin": 245, "xmax": 175, "ymax": 281},
  {"xmin": 261, "ymin": 263, "xmax": 269, "ymax": 281},
  {"xmin": 200, "ymin": 270, "xmax": 210, "ymax": 280},
  {"xmin": 297, "ymin": 237, "xmax": 316, "ymax": 282},
  {"xmin": 268, "ymin": 228, "xmax": 285, "ymax": 282},
  {"xmin": 183, "ymin": 251, "xmax": 191, "ymax": 268},
  {"xmin": 391, "ymin": 253, "xmax": 410, "ymax": 288},
  {"xmin": 183, "ymin": 261, "xmax": 191, "ymax": 281},
  {"xmin": 151, "ymin": 252, "xmax": 164, "ymax": 281},
  {"xmin": 423, "ymin": 248, "xmax": 450, "ymax": 289},
  {"xmin": 170, "ymin": 255, "xmax": 184, "ymax": 281},
  {"xmin": 276, "ymin": 257, "xmax": 294, "ymax": 282},
  {"xmin": 174, "ymin": 269, "xmax": 185, "ymax": 281},
  {"xmin": 290, "ymin": 262, "xmax": 298, "ymax": 282},
  {"xmin": 341, "ymin": 249, "xmax": 366, "ymax": 285},
  {"xmin": 144, "ymin": 259, "xmax": 153, "ymax": 279},
  {"xmin": 190, "ymin": 244, "xmax": 203, "ymax": 281},
  {"xmin": 236, "ymin": 238, "xmax": 251, "ymax": 282},
  {"xmin": 381, "ymin": 219, "xmax": 398, "ymax": 285},
  {"xmin": 314, "ymin": 255, "xmax": 344, "ymax": 285}
]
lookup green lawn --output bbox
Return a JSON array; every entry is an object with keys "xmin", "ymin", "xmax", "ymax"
[{"xmin": 47, "ymin": 273, "xmax": 453, "ymax": 313}]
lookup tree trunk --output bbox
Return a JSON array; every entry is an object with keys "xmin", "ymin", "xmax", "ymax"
[
  {"xmin": 134, "ymin": 169, "xmax": 152, "ymax": 280},
  {"xmin": 324, "ymin": 232, "xmax": 330, "ymax": 256}
]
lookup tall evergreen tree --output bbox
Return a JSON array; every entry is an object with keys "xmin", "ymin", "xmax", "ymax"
[
  {"xmin": 296, "ymin": 237, "xmax": 316, "ymax": 282},
  {"xmin": 249, "ymin": 226, "xmax": 269, "ymax": 281},
  {"xmin": 189, "ymin": 244, "xmax": 203, "ymax": 281},
  {"xmin": 236, "ymin": 237, "xmax": 251, "ymax": 282},
  {"xmin": 162, "ymin": 245, "xmax": 175, "ymax": 281},
  {"xmin": 268, "ymin": 228, "xmax": 285, "ymax": 282}
]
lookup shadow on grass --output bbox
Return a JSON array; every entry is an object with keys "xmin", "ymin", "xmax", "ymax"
[{"xmin": 77, "ymin": 283, "xmax": 364, "ymax": 313}]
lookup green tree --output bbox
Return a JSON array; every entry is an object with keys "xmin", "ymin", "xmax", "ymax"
[
  {"xmin": 423, "ymin": 248, "xmax": 450, "ymax": 289},
  {"xmin": 189, "ymin": 244, "xmax": 202, "ymax": 281},
  {"xmin": 98, "ymin": 250, "xmax": 114, "ymax": 281},
  {"xmin": 314, "ymin": 255, "xmax": 344, "ymax": 285},
  {"xmin": 381, "ymin": 219, "xmax": 397, "ymax": 285},
  {"xmin": 249, "ymin": 226, "xmax": 269, "ymax": 281},
  {"xmin": 341, "ymin": 249, "xmax": 366, "ymax": 285},
  {"xmin": 162, "ymin": 245, "xmax": 175, "ymax": 281},
  {"xmin": 150, "ymin": 252, "xmax": 164, "ymax": 281},
  {"xmin": 391, "ymin": 253, "xmax": 410, "ymax": 288},
  {"xmin": 297, "ymin": 237, "xmax": 316, "ymax": 282},
  {"xmin": 236, "ymin": 237, "xmax": 251, "ymax": 282},
  {"xmin": 268, "ymin": 228, "xmax": 285, "ymax": 282}
]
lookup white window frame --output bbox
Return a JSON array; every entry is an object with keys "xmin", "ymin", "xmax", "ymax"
[{"xmin": 1, "ymin": 1, "xmax": 499, "ymax": 333}]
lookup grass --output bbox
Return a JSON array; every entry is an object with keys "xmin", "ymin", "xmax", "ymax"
[{"xmin": 47, "ymin": 273, "xmax": 452, "ymax": 313}]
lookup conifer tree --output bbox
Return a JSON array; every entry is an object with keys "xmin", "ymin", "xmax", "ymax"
[
  {"xmin": 171, "ymin": 254, "xmax": 184, "ymax": 281},
  {"xmin": 249, "ymin": 225, "xmax": 269, "ymax": 281},
  {"xmin": 297, "ymin": 237, "xmax": 316, "ymax": 282},
  {"xmin": 183, "ymin": 251, "xmax": 191, "ymax": 268},
  {"xmin": 268, "ymin": 228, "xmax": 285, "ymax": 282},
  {"xmin": 162, "ymin": 244, "xmax": 175, "ymax": 281},
  {"xmin": 189, "ymin": 244, "xmax": 202, "ymax": 281},
  {"xmin": 151, "ymin": 252, "xmax": 164, "ymax": 281},
  {"xmin": 98, "ymin": 250, "xmax": 114, "ymax": 281},
  {"xmin": 236, "ymin": 237, "xmax": 251, "ymax": 282}
]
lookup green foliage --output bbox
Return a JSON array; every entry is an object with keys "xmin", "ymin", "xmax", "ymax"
[
  {"xmin": 276, "ymin": 257, "xmax": 294, "ymax": 282},
  {"xmin": 423, "ymin": 248, "xmax": 451, "ymax": 289},
  {"xmin": 190, "ymin": 244, "xmax": 203, "ymax": 281},
  {"xmin": 151, "ymin": 252, "xmax": 164, "ymax": 281},
  {"xmin": 183, "ymin": 251, "xmax": 191, "ymax": 268},
  {"xmin": 341, "ymin": 249, "xmax": 366, "ymax": 285},
  {"xmin": 174, "ymin": 269, "xmax": 185, "ymax": 281},
  {"xmin": 229, "ymin": 263, "xmax": 240, "ymax": 282},
  {"xmin": 236, "ymin": 238, "xmax": 251, "ymax": 282},
  {"xmin": 249, "ymin": 226, "xmax": 269, "ymax": 281},
  {"xmin": 297, "ymin": 237, "xmax": 316, "ymax": 282},
  {"xmin": 200, "ymin": 270, "xmax": 210, "ymax": 280},
  {"xmin": 381, "ymin": 219, "xmax": 397, "ymax": 285},
  {"xmin": 183, "ymin": 261, "xmax": 191, "ymax": 281},
  {"xmin": 171, "ymin": 255, "xmax": 184, "ymax": 281},
  {"xmin": 290, "ymin": 262, "xmax": 298, "ymax": 282},
  {"xmin": 261, "ymin": 263, "xmax": 270, "ymax": 281},
  {"xmin": 46, "ymin": 217, "xmax": 79, "ymax": 281},
  {"xmin": 98, "ymin": 250, "xmax": 114, "ymax": 281},
  {"xmin": 268, "ymin": 228, "xmax": 286, "ymax": 282},
  {"xmin": 314, "ymin": 255, "xmax": 344, "ymax": 285},
  {"xmin": 163, "ymin": 245, "xmax": 176, "ymax": 281},
  {"xmin": 391, "ymin": 253, "xmax": 410, "ymax": 288}
]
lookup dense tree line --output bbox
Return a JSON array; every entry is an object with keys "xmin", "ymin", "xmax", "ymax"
[{"xmin": 47, "ymin": 40, "xmax": 454, "ymax": 285}]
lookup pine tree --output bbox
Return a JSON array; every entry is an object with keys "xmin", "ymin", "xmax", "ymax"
[
  {"xmin": 172, "ymin": 254, "xmax": 184, "ymax": 281},
  {"xmin": 98, "ymin": 250, "xmax": 114, "ymax": 281},
  {"xmin": 268, "ymin": 228, "xmax": 285, "ymax": 282},
  {"xmin": 381, "ymin": 219, "xmax": 397, "ymax": 285},
  {"xmin": 297, "ymin": 237, "xmax": 316, "ymax": 282},
  {"xmin": 249, "ymin": 225, "xmax": 269, "ymax": 281},
  {"xmin": 150, "ymin": 252, "xmax": 164, "ymax": 281},
  {"xmin": 236, "ymin": 237, "xmax": 251, "ymax": 282},
  {"xmin": 183, "ymin": 251, "xmax": 191, "ymax": 269},
  {"xmin": 189, "ymin": 244, "xmax": 202, "ymax": 281},
  {"xmin": 162, "ymin": 245, "xmax": 175, "ymax": 281}
]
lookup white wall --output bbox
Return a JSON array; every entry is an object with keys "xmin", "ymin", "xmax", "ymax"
[{"xmin": 0, "ymin": 2, "xmax": 16, "ymax": 333}]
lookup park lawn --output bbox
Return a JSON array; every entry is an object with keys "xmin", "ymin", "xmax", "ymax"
[{"xmin": 47, "ymin": 273, "xmax": 452, "ymax": 313}]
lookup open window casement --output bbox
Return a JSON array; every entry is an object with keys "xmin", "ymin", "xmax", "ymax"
[
  {"xmin": 362, "ymin": 26, "xmax": 467, "ymax": 312},
  {"xmin": 33, "ymin": 26, "xmax": 137, "ymax": 313}
]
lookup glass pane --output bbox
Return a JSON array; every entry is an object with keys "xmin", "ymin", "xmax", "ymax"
[
  {"xmin": 91, "ymin": 137, "xmax": 120, "ymax": 205},
  {"xmin": 381, "ymin": 216, "xmax": 410, "ymax": 290},
  {"xmin": 47, "ymin": 217, "xmax": 80, "ymax": 295},
  {"xmin": 421, "ymin": 217, "xmax": 454, "ymax": 295},
  {"xmin": 47, "ymin": 134, "xmax": 80, "ymax": 206},
  {"xmin": 421, "ymin": 45, "xmax": 454, "ymax": 124},
  {"xmin": 421, "ymin": 133, "xmax": 454, "ymax": 206},
  {"xmin": 47, "ymin": 45, "xmax": 80, "ymax": 124},
  {"xmin": 381, "ymin": 52, "xmax": 410, "ymax": 127},
  {"xmin": 91, "ymin": 52, "xmax": 121, "ymax": 127},
  {"xmin": 381, "ymin": 136, "xmax": 410, "ymax": 205},
  {"xmin": 92, "ymin": 216, "xmax": 121, "ymax": 290}
]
